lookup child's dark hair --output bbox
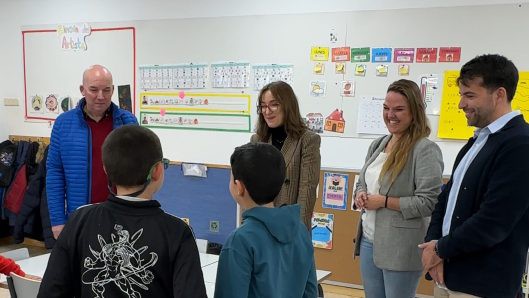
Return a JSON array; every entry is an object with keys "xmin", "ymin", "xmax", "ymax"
[
  {"xmin": 102, "ymin": 125, "xmax": 162, "ymax": 187},
  {"xmin": 457, "ymin": 54, "xmax": 519, "ymax": 101},
  {"xmin": 230, "ymin": 142, "xmax": 285, "ymax": 205}
]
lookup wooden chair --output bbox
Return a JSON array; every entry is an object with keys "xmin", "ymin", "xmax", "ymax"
[{"xmin": 7, "ymin": 272, "xmax": 41, "ymax": 298}]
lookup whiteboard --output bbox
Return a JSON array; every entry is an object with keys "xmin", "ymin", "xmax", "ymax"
[{"xmin": 22, "ymin": 27, "xmax": 135, "ymax": 120}]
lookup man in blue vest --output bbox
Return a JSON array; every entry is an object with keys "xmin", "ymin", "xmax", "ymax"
[{"xmin": 46, "ymin": 65, "xmax": 137, "ymax": 239}]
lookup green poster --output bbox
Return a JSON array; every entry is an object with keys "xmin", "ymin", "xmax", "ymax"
[{"xmin": 351, "ymin": 47, "xmax": 370, "ymax": 63}]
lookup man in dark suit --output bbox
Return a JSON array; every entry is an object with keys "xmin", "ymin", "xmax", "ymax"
[{"xmin": 419, "ymin": 54, "xmax": 529, "ymax": 297}]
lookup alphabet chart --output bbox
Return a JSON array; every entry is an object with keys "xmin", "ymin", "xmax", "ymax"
[
  {"xmin": 139, "ymin": 64, "xmax": 208, "ymax": 90},
  {"xmin": 211, "ymin": 62, "xmax": 250, "ymax": 88},
  {"xmin": 252, "ymin": 64, "xmax": 293, "ymax": 91}
]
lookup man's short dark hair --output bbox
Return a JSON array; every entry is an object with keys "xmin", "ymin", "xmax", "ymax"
[
  {"xmin": 102, "ymin": 125, "xmax": 162, "ymax": 187},
  {"xmin": 457, "ymin": 54, "xmax": 519, "ymax": 101},
  {"xmin": 230, "ymin": 142, "xmax": 285, "ymax": 205}
]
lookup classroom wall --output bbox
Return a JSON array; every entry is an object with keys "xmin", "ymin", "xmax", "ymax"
[{"xmin": 1, "ymin": 1, "xmax": 528, "ymax": 174}]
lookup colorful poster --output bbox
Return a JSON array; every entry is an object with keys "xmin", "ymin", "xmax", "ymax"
[
  {"xmin": 322, "ymin": 172, "xmax": 349, "ymax": 210},
  {"xmin": 351, "ymin": 47, "xmax": 370, "ymax": 63},
  {"xmin": 437, "ymin": 70, "xmax": 474, "ymax": 139},
  {"xmin": 331, "ymin": 47, "xmax": 351, "ymax": 62},
  {"xmin": 393, "ymin": 48, "xmax": 415, "ymax": 63},
  {"xmin": 419, "ymin": 74, "xmax": 442, "ymax": 115},
  {"xmin": 356, "ymin": 96, "xmax": 387, "ymax": 135},
  {"xmin": 140, "ymin": 111, "xmax": 251, "ymax": 132},
  {"xmin": 324, "ymin": 109, "xmax": 346, "ymax": 133},
  {"xmin": 341, "ymin": 80, "xmax": 355, "ymax": 97},
  {"xmin": 118, "ymin": 85, "xmax": 132, "ymax": 112},
  {"xmin": 371, "ymin": 48, "xmax": 392, "ymax": 63},
  {"xmin": 311, "ymin": 47, "xmax": 329, "ymax": 61},
  {"xmin": 56, "ymin": 23, "xmax": 91, "ymax": 51},
  {"xmin": 310, "ymin": 81, "xmax": 326, "ymax": 97},
  {"xmin": 510, "ymin": 72, "xmax": 529, "ymax": 121},
  {"xmin": 140, "ymin": 92, "xmax": 250, "ymax": 114},
  {"xmin": 312, "ymin": 212, "xmax": 334, "ymax": 249},
  {"xmin": 439, "ymin": 47, "xmax": 462, "ymax": 62},
  {"xmin": 306, "ymin": 113, "xmax": 324, "ymax": 134},
  {"xmin": 416, "ymin": 48, "xmax": 438, "ymax": 63}
]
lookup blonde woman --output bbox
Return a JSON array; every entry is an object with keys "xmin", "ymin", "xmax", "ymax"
[{"xmin": 353, "ymin": 79, "xmax": 443, "ymax": 297}]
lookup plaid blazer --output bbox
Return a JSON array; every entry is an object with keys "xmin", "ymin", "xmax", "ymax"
[{"xmin": 251, "ymin": 130, "xmax": 321, "ymax": 229}]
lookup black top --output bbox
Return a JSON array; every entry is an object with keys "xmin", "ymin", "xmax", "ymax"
[
  {"xmin": 38, "ymin": 195, "xmax": 207, "ymax": 298},
  {"xmin": 270, "ymin": 126, "xmax": 287, "ymax": 150}
]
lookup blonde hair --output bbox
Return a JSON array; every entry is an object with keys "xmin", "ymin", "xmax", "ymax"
[{"xmin": 380, "ymin": 80, "xmax": 431, "ymax": 183}]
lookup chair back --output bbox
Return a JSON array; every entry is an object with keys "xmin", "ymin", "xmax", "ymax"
[
  {"xmin": 0, "ymin": 248, "xmax": 29, "ymax": 261},
  {"xmin": 9, "ymin": 272, "xmax": 41, "ymax": 298}
]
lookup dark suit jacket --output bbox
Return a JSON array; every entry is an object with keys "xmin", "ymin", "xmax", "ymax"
[
  {"xmin": 251, "ymin": 130, "xmax": 321, "ymax": 229},
  {"xmin": 425, "ymin": 115, "xmax": 529, "ymax": 297}
]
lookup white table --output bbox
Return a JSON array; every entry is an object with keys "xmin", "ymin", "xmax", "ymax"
[
  {"xmin": 0, "ymin": 252, "xmax": 330, "ymax": 297},
  {"xmin": 0, "ymin": 252, "xmax": 216, "ymax": 284},
  {"xmin": 202, "ymin": 261, "xmax": 331, "ymax": 283}
]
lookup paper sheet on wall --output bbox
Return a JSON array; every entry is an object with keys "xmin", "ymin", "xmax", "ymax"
[
  {"xmin": 252, "ymin": 64, "xmax": 293, "ymax": 91},
  {"xmin": 437, "ymin": 70, "xmax": 474, "ymax": 140},
  {"xmin": 356, "ymin": 96, "xmax": 387, "ymax": 135},
  {"xmin": 322, "ymin": 172, "xmax": 348, "ymax": 210},
  {"xmin": 418, "ymin": 74, "xmax": 442, "ymax": 115},
  {"xmin": 511, "ymin": 72, "xmax": 529, "ymax": 120},
  {"xmin": 312, "ymin": 212, "xmax": 334, "ymax": 249},
  {"xmin": 211, "ymin": 62, "xmax": 250, "ymax": 88},
  {"xmin": 139, "ymin": 64, "xmax": 208, "ymax": 90}
]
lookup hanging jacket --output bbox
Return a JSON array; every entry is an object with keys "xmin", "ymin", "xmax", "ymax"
[{"xmin": 13, "ymin": 147, "xmax": 49, "ymax": 245}]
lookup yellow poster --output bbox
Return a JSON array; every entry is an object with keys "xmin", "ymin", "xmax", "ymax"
[
  {"xmin": 310, "ymin": 47, "xmax": 329, "ymax": 61},
  {"xmin": 438, "ymin": 71, "xmax": 529, "ymax": 140},
  {"xmin": 511, "ymin": 72, "xmax": 529, "ymax": 120},
  {"xmin": 437, "ymin": 70, "xmax": 474, "ymax": 140}
]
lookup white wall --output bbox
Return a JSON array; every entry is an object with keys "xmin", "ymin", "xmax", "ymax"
[{"xmin": 1, "ymin": 0, "xmax": 528, "ymax": 174}]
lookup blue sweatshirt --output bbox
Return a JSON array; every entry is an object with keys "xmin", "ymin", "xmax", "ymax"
[{"xmin": 214, "ymin": 204, "xmax": 317, "ymax": 298}]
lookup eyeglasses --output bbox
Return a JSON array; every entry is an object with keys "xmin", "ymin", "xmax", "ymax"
[
  {"xmin": 257, "ymin": 102, "xmax": 280, "ymax": 114},
  {"xmin": 147, "ymin": 158, "xmax": 170, "ymax": 180}
]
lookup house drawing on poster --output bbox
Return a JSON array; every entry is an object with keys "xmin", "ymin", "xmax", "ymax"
[
  {"xmin": 324, "ymin": 109, "xmax": 345, "ymax": 133},
  {"xmin": 306, "ymin": 112, "xmax": 324, "ymax": 133}
]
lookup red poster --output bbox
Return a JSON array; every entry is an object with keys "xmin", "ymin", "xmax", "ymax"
[
  {"xmin": 332, "ymin": 47, "xmax": 351, "ymax": 62},
  {"xmin": 416, "ymin": 48, "xmax": 438, "ymax": 63},
  {"xmin": 439, "ymin": 47, "xmax": 461, "ymax": 62}
]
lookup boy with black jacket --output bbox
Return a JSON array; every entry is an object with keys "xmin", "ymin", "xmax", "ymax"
[{"xmin": 38, "ymin": 125, "xmax": 206, "ymax": 297}]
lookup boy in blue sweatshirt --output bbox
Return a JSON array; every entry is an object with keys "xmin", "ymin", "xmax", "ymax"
[{"xmin": 214, "ymin": 142, "xmax": 317, "ymax": 298}]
